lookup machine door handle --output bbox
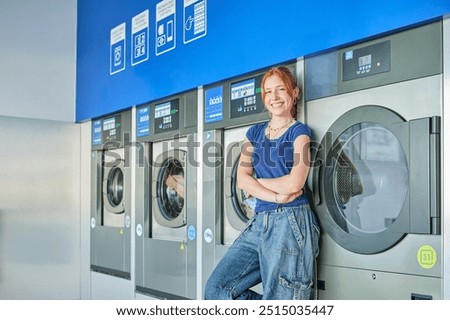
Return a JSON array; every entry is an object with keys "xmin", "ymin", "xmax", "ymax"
[
  {"xmin": 429, "ymin": 116, "xmax": 441, "ymax": 235},
  {"xmin": 408, "ymin": 116, "xmax": 441, "ymax": 235}
]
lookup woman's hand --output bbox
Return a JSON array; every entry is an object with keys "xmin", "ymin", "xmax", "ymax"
[{"xmin": 275, "ymin": 189, "xmax": 303, "ymax": 204}]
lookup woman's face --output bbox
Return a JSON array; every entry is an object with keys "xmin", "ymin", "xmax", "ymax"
[{"xmin": 263, "ymin": 74, "xmax": 299, "ymax": 118}]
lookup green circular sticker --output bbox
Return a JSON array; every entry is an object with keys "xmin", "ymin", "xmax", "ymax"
[{"xmin": 417, "ymin": 245, "xmax": 437, "ymax": 269}]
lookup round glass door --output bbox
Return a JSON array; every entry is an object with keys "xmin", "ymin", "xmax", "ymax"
[
  {"xmin": 157, "ymin": 157, "xmax": 185, "ymax": 221},
  {"xmin": 325, "ymin": 122, "xmax": 408, "ymax": 236},
  {"xmin": 312, "ymin": 105, "xmax": 414, "ymax": 254},
  {"xmin": 107, "ymin": 166, "xmax": 124, "ymax": 208}
]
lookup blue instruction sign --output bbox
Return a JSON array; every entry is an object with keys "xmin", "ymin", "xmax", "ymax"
[
  {"xmin": 92, "ymin": 120, "xmax": 102, "ymax": 145},
  {"xmin": 205, "ymin": 85, "xmax": 224, "ymax": 124},
  {"xmin": 156, "ymin": 0, "xmax": 176, "ymax": 56},
  {"xmin": 136, "ymin": 106, "xmax": 150, "ymax": 137},
  {"xmin": 183, "ymin": 0, "xmax": 207, "ymax": 44},
  {"xmin": 110, "ymin": 23, "xmax": 126, "ymax": 75},
  {"xmin": 132, "ymin": 10, "xmax": 149, "ymax": 66}
]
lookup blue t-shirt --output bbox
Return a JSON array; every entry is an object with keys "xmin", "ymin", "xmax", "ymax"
[{"xmin": 246, "ymin": 121, "xmax": 311, "ymax": 212}]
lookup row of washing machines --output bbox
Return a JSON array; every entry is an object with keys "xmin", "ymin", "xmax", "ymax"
[{"xmin": 89, "ymin": 19, "xmax": 447, "ymax": 299}]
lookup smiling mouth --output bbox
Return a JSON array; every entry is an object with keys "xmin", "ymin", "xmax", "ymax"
[{"xmin": 271, "ymin": 102, "xmax": 284, "ymax": 108}]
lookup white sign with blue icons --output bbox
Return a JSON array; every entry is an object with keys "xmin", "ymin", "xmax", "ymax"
[
  {"xmin": 137, "ymin": 106, "xmax": 150, "ymax": 137},
  {"xmin": 110, "ymin": 23, "xmax": 126, "ymax": 75},
  {"xmin": 92, "ymin": 120, "xmax": 102, "ymax": 145},
  {"xmin": 183, "ymin": 0, "xmax": 207, "ymax": 44},
  {"xmin": 205, "ymin": 86, "xmax": 224, "ymax": 123},
  {"xmin": 156, "ymin": 0, "xmax": 176, "ymax": 56},
  {"xmin": 132, "ymin": 10, "xmax": 149, "ymax": 66},
  {"xmin": 188, "ymin": 225, "xmax": 196, "ymax": 241}
]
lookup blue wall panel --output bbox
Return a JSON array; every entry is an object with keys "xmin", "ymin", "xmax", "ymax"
[{"xmin": 76, "ymin": 0, "xmax": 450, "ymax": 122}]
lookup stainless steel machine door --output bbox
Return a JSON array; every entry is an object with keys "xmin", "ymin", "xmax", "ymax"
[
  {"xmin": 103, "ymin": 159, "xmax": 125, "ymax": 215},
  {"xmin": 154, "ymin": 149, "xmax": 187, "ymax": 228},
  {"xmin": 327, "ymin": 122, "xmax": 408, "ymax": 236},
  {"xmin": 107, "ymin": 166, "xmax": 124, "ymax": 206},
  {"xmin": 224, "ymin": 140, "xmax": 255, "ymax": 231},
  {"xmin": 311, "ymin": 105, "xmax": 440, "ymax": 254}
]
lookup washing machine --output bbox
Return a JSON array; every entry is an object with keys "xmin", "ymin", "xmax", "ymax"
[
  {"xmin": 135, "ymin": 90, "xmax": 198, "ymax": 299},
  {"xmin": 201, "ymin": 61, "xmax": 299, "ymax": 295},
  {"xmin": 304, "ymin": 20, "xmax": 445, "ymax": 299},
  {"xmin": 90, "ymin": 109, "xmax": 132, "ymax": 279}
]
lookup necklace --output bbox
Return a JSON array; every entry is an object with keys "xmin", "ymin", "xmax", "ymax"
[{"xmin": 267, "ymin": 118, "xmax": 293, "ymax": 139}]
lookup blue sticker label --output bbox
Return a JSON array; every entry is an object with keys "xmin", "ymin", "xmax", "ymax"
[
  {"xmin": 137, "ymin": 106, "xmax": 150, "ymax": 137},
  {"xmin": 92, "ymin": 120, "xmax": 102, "ymax": 145},
  {"xmin": 205, "ymin": 86, "xmax": 224, "ymax": 123},
  {"xmin": 188, "ymin": 225, "xmax": 196, "ymax": 241}
]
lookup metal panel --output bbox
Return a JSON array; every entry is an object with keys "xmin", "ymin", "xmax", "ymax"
[
  {"xmin": 137, "ymin": 91, "xmax": 198, "ymax": 143},
  {"xmin": 318, "ymin": 265, "xmax": 442, "ymax": 299},
  {"xmin": 134, "ymin": 141, "xmax": 148, "ymax": 292},
  {"xmin": 143, "ymin": 239, "xmax": 188, "ymax": 298},
  {"xmin": 201, "ymin": 130, "xmax": 223, "ymax": 294},
  {"xmin": 305, "ymin": 21, "xmax": 442, "ymax": 101},
  {"xmin": 0, "ymin": 116, "xmax": 81, "ymax": 299},
  {"xmin": 306, "ymin": 75, "xmax": 442, "ymax": 140},
  {"xmin": 80, "ymin": 121, "xmax": 92, "ymax": 299}
]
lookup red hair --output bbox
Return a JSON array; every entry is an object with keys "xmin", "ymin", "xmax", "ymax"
[{"xmin": 261, "ymin": 66, "xmax": 300, "ymax": 118}]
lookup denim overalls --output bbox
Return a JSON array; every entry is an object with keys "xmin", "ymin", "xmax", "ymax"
[{"xmin": 205, "ymin": 203, "xmax": 320, "ymax": 300}]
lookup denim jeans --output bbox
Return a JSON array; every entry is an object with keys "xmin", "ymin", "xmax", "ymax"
[{"xmin": 204, "ymin": 204, "xmax": 320, "ymax": 300}]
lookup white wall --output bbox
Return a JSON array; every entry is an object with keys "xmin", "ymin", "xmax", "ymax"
[{"xmin": 0, "ymin": 0, "xmax": 77, "ymax": 122}]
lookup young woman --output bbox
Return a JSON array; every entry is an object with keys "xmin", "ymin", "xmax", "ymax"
[{"xmin": 204, "ymin": 66, "xmax": 320, "ymax": 300}]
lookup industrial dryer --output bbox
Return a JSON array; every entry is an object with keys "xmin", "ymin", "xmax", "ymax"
[{"xmin": 304, "ymin": 20, "xmax": 445, "ymax": 299}]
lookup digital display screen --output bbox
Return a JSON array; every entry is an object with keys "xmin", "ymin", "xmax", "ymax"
[
  {"xmin": 154, "ymin": 99, "xmax": 180, "ymax": 133},
  {"xmin": 102, "ymin": 115, "xmax": 121, "ymax": 142},
  {"xmin": 103, "ymin": 117, "xmax": 116, "ymax": 131},
  {"xmin": 230, "ymin": 74, "xmax": 264, "ymax": 119},
  {"xmin": 359, "ymin": 54, "xmax": 372, "ymax": 67}
]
